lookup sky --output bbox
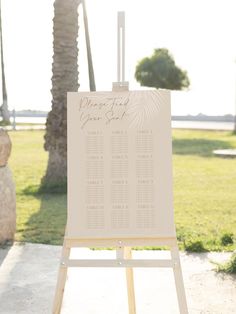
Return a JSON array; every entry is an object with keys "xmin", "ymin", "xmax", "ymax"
[{"xmin": 2, "ymin": 0, "xmax": 236, "ymax": 115}]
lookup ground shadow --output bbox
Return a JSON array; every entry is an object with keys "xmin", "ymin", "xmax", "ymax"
[
  {"xmin": 214, "ymin": 270, "xmax": 236, "ymax": 280},
  {"xmin": 0, "ymin": 246, "xmax": 11, "ymax": 267},
  {"xmin": 172, "ymin": 138, "xmax": 233, "ymax": 157},
  {"xmin": 20, "ymin": 192, "xmax": 67, "ymax": 245}
]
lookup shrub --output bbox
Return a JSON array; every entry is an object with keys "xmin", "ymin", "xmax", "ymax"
[
  {"xmin": 0, "ymin": 120, "xmax": 11, "ymax": 126},
  {"xmin": 184, "ymin": 239, "xmax": 207, "ymax": 252},
  {"xmin": 220, "ymin": 233, "xmax": 234, "ymax": 246},
  {"xmin": 217, "ymin": 253, "xmax": 236, "ymax": 274}
]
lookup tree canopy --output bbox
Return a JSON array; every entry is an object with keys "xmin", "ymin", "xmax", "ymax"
[{"xmin": 135, "ymin": 48, "xmax": 190, "ymax": 90}]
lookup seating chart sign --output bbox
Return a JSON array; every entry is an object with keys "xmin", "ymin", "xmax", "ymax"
[{"xmin": 67, "ymin": 90, "xmax": 175, "ymax": 239}]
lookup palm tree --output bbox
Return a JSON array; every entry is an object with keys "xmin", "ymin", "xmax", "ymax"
[
  {"xmin": 43, "ymin": 0, "xmax": 80, "ymax": 186},
  {"xmin": 0, "ymin": 0, "xmax": 10, "ymax": 124},
  {"xmin": 43, "ymin": 0, "xmax": 96, "ymax": 187}
]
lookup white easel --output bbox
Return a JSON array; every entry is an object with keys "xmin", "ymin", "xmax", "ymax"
[{"xmin": 52, "ymin": 12, "xmax": 188, "ymax": 314}]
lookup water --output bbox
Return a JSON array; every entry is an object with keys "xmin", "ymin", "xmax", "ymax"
[
  {"xmin": 10, "ymin": 116, "xmax": 47, "ymax": 124},
  {"xmin": 7, "ymin": 116, "xmax": 235, "ymax": 131},
  {"xmin": 172, "ymin": 120, "xmax": 234, "ymax": 130}
]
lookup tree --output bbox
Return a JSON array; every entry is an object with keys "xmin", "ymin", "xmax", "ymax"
[
  {"xmin": 0, "ymin": 0, "xmax": 10, "ymax": 124},
  {"xmin": 43, "ymin": 0, "xmax": 80, "ymax": 187},
  {"xmin": 43, "ymin": 0, "xmax": 95, "ymax": 188},
  {"xmin": 135, "ymin": 48, "xmax": 190, "ymax": 90}
]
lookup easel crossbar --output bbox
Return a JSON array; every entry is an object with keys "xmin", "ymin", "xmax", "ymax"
[
  {"xmin": 64, "ymin": 237, "xmax": 177, "ymax": 248},
  {"xmin": 61, "ymin": 259, "xmax": 174, "ymax": 268}
]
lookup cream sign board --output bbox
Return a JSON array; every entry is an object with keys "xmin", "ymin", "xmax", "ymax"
[{"xmin": 67, "ymin": 90, "xmax": 175, "ymax": 239}]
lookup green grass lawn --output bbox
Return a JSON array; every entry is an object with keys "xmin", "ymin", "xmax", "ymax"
[
  {"xmin": 9, "ymin": 131, "xmax": 66, "ymax": 245},
  {"xmin": 7, "ymin": 129, "xmax": 236, "ymax": 251}
]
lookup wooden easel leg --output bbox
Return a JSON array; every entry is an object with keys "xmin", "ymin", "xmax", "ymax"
[
  {"xmin": 124, "ymin": 247, "xmax": 136, "ymax": 314},
  {"xmin": 170, "ymin": 245, "xmax": 188, "ymax": 314},
  {"xmin": 52, "ymin": 242, "xmax": 71, "ymax": 314}
]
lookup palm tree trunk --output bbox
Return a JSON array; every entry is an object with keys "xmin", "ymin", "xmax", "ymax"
[
  {"xmin": 43, "ymin": 0, "xmax": 79, "ymax": 186},
  {"xmin": 0, "ymin": 0, "xmax": 10, "ymax": 124}
]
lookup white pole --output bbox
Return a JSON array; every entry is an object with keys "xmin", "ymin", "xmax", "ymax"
[
  {"xmin": 121, "ymin": 13, "xmax": 125, "ymax": 82},
  {"xmin": 12, "ymin": 108, "xmax": 16, "ymax": 130},
  {"xmin": 82, "ymin": 0, "xmax": 96, "ymax": 91},
  {"xmin": 117, "ymin": 12, "xmax": 121, "ymax": 82},
  {"xmin": 117, "ymin": 11, "xmax": 125, "ymax": 83},
  {"xmin": 117, "ymin": 32, "xmax": 120, "ymax": 81},
  {"xmin": 113, "ymin": 12, "xmax": 128, "ymax": 90}
]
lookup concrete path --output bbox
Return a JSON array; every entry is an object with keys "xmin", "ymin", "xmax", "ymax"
[
  {"xmin": 0, "ymin": 243, "xmax": 235, "ymax": 314},
  {"xmin": 213, "ymin": 149, "xmax": 236, "ymax": 158}
]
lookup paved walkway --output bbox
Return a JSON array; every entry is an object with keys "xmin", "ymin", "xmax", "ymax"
[
  {"xmin": 213, "ymin": 149, "xmax": 236, "ymax": 158},
  {"xmin": 0, "ymin": 243, "xmax": 235, "ymax": 314}
]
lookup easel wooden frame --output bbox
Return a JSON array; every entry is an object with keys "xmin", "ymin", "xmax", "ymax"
[
  {"xmin": 52, "ymin": 85, "xmax": 188, "ymax": 312},
  {"xmin": 53, "ymin": 236, "xmax": 188, "ymax": 314},
  {"xmin": 53, "ymin": 11, "xmax": 188, "ymax": 314}
]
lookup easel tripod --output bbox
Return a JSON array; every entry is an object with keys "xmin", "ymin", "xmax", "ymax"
[{"xmin": 53, "ymin": 236, "xmax": 188, "ymax": 314}]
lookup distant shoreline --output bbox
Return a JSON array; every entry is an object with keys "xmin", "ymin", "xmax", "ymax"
[
  {"xmin": 171, "ymin": 114, "xmax": 235, "ymax": 122},
  {"xmin": 1, "ymin": 116, "xmax": 235, "ymax": 131},
  {"xmin": 10, "ymin": 110, "xmax": 48, "ymax": 118},
  {"xmin": 9, "ymin": 110, "xmax": 235, "ymax": 122}
]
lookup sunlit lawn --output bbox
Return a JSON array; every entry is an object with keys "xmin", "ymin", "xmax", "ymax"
[
  {"xmin": 9, "ymin": 131, "xmax": 66, "ymax": 245},
  {"xmin": 8, "ymin": 129, "xmax": 236, "ymax": 251},
  {"xmin": 173, "ymin": 130, "xmax": 236, "ymax": 251}
]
